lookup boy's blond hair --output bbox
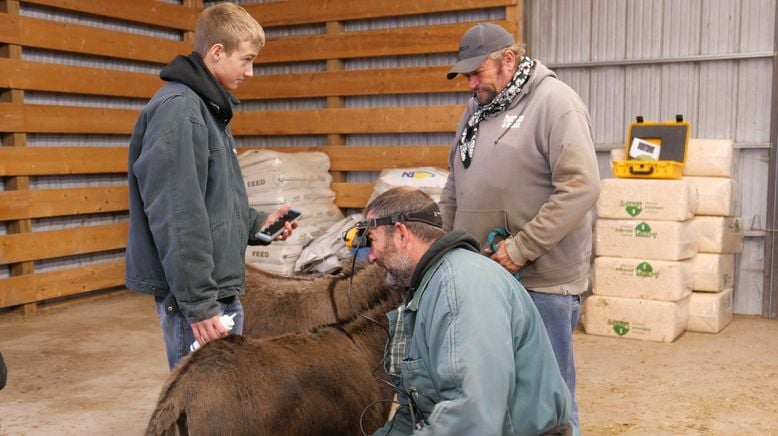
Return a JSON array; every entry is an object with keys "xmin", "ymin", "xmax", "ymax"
[{"xmin": 194, "ymin": 2, "xmax": 265, "ymax": 55}]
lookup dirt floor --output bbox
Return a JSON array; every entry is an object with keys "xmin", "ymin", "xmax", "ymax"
[{"xmin": 0, "ymin": 291, "xmax": 777, "ymax": 435}]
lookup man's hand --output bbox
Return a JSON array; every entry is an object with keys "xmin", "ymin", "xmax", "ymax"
[
  {"xmin": 484, "ymin": 240, "xmax": 521, "ymax": 274},
  {"xmin": 190, "ymin": 314, "xmax": 228, "ymax": 347}
]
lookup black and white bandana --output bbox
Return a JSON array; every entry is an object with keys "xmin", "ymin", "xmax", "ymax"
[{"xmin": 457, "ymin": 56, "xmax": 535, "ymax": 168}]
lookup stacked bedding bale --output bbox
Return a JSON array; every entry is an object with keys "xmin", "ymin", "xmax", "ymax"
[
  {"xmin": 239, "ymin": 150, "xmax": 344, "ymax": 276},
  {"xmin": 367, "ymin": 167, "xmax": 449, "ymax": 204},
  {"xmin": 585, "ymin": 177, "xmax": 698, "ymax": 342},
  {"xmin": 683, "ymin": 139, "xmax": 742, "ymax": 333}
]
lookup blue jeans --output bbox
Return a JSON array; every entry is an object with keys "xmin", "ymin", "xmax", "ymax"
[
  {"xmin": 154, "ymin": 295, "xmax": 244, "ymax": 370},
  {"xmin": 528, "ymin": 291, "xmax": 581, "ymax": 432}
]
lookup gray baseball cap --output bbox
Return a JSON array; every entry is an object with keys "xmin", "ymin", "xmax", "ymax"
[{"xmin": 447, "ymin": 23, "xmax": 515, "ymax": 80}]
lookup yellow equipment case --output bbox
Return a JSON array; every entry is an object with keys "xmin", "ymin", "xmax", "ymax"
[{"xmin": 613, "ymin": 115, "xmax": 690, "ymax": 179}]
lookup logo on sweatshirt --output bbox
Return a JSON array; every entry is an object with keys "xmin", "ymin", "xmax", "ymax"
[{"xmin": 501, "ymin": 114, "xmax": 524, "ymax": 129}]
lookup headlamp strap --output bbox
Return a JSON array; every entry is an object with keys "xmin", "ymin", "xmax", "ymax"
[{"xmin": 363, "ymin": 203, "xmax": 443, "ymax": 230}]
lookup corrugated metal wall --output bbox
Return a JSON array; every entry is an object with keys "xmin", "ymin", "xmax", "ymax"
[{"xmin": 526, "ymin": 0, "xmax": 776, "ymax": 315}]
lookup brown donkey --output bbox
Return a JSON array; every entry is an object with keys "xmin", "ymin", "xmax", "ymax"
[
  {"xmin": 146, "ymin": 294, "xmax": 401, "ymax": 436},
  {"xmin": 240, "ymin": 262, "xmax": 395, "ymax": 338},
  {"xmin": 147, "ymin": 263, "xmax": 402, "ymax": 435}
]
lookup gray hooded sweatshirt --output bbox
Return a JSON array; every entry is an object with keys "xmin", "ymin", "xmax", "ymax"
[{"xmin": 440, "ymin": 60, "xmax": 601, "ymax": 293}]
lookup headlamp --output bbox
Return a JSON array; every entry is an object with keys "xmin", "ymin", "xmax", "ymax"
[
  {"xmin": 341, "ymin": 202, "xmax": 443, "ymax": 249},
  {"xmin": 342, "ymin": 224, "xmax": 370, "ymax": 249}
]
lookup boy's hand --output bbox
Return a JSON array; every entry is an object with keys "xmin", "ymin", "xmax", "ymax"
[{"xmin": 262, "ymin": 205, "xmax": 299, "ymax": 241}]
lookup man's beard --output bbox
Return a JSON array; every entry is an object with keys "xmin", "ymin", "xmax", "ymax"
[
  {"xmin": 475, "ymin": 85, "xmax": 497, "ymax": 105},
  {"xmin": 475, "ymin": 62, "xmax": 504, "ymax": 105},
  {"xmin": 381, "ymin": 238, "xmax": 414, "ymax": 288}
]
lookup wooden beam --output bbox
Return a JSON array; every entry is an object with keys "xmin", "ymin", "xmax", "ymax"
[
  {"xmin": 0, "ymin": 103, "xmax": 138, "ymax": 134},
  {"xmin": 0, "ymin": 12, "xmax": 186, "ymax": 64},
  {"xmin": 232, "ymin": 105, "xmax": 465, "ymax": 135},
  {"xmin": 0, "ymin": 58, "xmax": 161, "ymax": 98},
  {"xmin": 246, "ymin": 0, "xmax": 515, "ymax": 27},
  {"xmin": 0, "ymin": 147, "xmax": 127, "ymax": 176},
  {"xmin": 331, "ymin": 182, "xmax": 374, "ymax": 209},
  {"xmin": 0, "ymin": 186, "xmax": 128, "ymax": 221},
  {"xmin": 0, "ymin": 260, "xmax": 125, "ymax": 308},
  {"xmin": 0, "ymin": 223, "xmax": 128, "ymax": 264},
  {"xmin": 236, "ymin": 66, "xmax": 469, "ymax": 100},
  {"xmin": 19, "ymin": 0, "xmax": 196, "ymax": 31},
  {"xmin": 0, "ymin": 103, "xmax": 467, "ymax": 136},
  {"xmin": 257, "ymin": 22, "xmax": 511, "ymax": 64}
]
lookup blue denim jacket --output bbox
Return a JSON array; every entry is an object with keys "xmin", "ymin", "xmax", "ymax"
[
  {"xmin": 375, "ymin": 246, "xmax": 572, "ymax": 435},
  {"xmin": 126, "ymin": 82, "xmax": 266, "ymax": 323}
]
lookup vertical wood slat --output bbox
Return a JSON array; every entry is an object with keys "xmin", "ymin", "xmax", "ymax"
[
  {"xmin": 325, "ymin": 21, "xmax": 347, "ymax": 184},
  {"xmin": 182, "ymin": 0, "xmax": 202, "ymax": 45},
  {"xmin": 0, "ymin": 0, "xmax": 35, "ymax": 315},
  {"xmin": 505, "ymin": 3, "xmax": 522, "ymax": 43}
]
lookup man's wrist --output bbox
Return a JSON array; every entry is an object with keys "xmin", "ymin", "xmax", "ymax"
[{"xmin": 504, "ymin": 236, "xmax": 526, "ymax": 269}]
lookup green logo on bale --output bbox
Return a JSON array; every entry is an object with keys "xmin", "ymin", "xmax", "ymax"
[
  {"xmin": 634, "ymin": 222, "xmax": 656, "ymax": 238},
  {"xmin": 635, "ymin": 261, "xmax": 656, "ymax": 278},
  {"xmin": 608, "ymin": 319, "xmax": 630, "ymax": 336},
  {"xmin": 729, "ymin": 219, "xmax": 741, "ymax": 233},
  {"xmin": 620, "ymin": 201, "xmax": 643, "ymax": 217}
]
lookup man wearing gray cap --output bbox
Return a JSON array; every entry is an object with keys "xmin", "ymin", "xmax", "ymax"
[{"xmin": 439, "ymin": 23, "xmax": 601, "ymax": 432}]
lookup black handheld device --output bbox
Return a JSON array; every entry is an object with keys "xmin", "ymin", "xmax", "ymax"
[{"xmin": 255, "ymin": 209, "xmax": 301, "ymax": 244}]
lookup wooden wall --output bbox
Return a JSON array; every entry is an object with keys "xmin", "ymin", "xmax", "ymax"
[{"xmin": 0, "ymin": 0, "xmax": 521, "ymax": 312}]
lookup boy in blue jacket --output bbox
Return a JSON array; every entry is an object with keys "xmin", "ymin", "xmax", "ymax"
[{"xmin": 126, "ymin": 3, "xmax": 294, "ymax": 370}]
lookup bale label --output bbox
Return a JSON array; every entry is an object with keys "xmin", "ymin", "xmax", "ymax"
[{"xmin": 635, "ymin": 222, "xmax": 657, "ymax": 239}]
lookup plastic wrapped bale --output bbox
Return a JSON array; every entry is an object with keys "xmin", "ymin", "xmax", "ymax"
[
  {"xmin": 367, "ymin": 167, "xmax": 449, "ymax": 204},
  {"xmin": 595, "ymin": 219, "xmax": 698, "ymax": 261},
  {"xmin": 239, "ymin": 149, "xmax": 344, "ymax": 275},
  {"xmin": 693, "ymin": 216, "xmax": 744, "ymax": 254},
  {"xmin": 687, "ymin": 288, "xmax": 734, "ymax": 333},
  {"xmin": 593, "ymin": 257, "xmax": 693, "ymax": 302},
  {"xmin": 582, "ymin": 295, "xmax": 690, "ymax": 343},
  {"xmin": 246, "ymin": 243, "xmax": 305, "ymax": 276},
  {"xmin": 691, "ymin": 253, "xmax": 735, "ymax": 292},
  {"xmin": 597, "ymin": 178, "xmax": 697, "ymax": 221},
  {"xmin": 682, "ymin": 176, "xmax": 741, "ymax": 217},
  {"xmin": 683, "ymin": 139, "xmax": 738, "ymax": 178}
]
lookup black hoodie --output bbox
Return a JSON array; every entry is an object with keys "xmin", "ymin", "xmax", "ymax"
[
  {"xmin": 159, "ymin": 52, "xmax": 237, "ymax": 126},
  {"xmin": 407, "ymin": 230, "xmax": 480, "ymax": 300}
]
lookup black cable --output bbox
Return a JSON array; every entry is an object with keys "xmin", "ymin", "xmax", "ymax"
[
  {"xmin": 347, "ymin": 242, "xmax": 389, "ymax": 339},
  {"xmin": 348, "ymin": 229, "xmax": 435, "ymax": 433},
  {"xmin": 349, "ymin": 236, "xmax": 400, "ymax": 434},
  {"xmin": 359, "ymin": 398, "xmax": 399, "ymax": 436}
]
